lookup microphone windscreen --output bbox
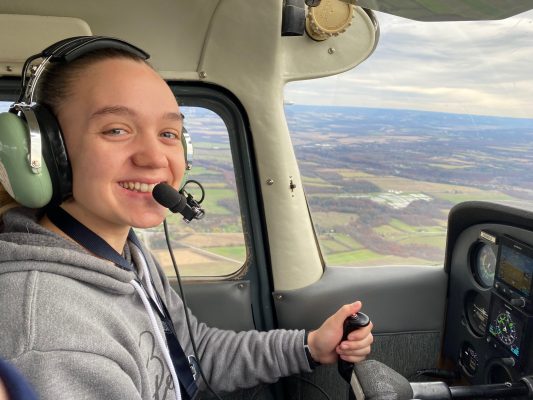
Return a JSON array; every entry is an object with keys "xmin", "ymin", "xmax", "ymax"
[
  {"xmin": 353, "ymin": 360, "xmax": 413, "ymax": 400},
  {"xmin": 152, "ymin": 183, "xmax": 186, "ymax": 213}
]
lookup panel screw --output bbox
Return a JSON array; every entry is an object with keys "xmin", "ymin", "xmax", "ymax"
[
  {"xmin": 266, "ymin": 179, "xmax": 274, "ymax": 185},
  {"xmin": 275, "ymin": 294, "xmax": 283, "ymax": 301},
  {"xmin": 289, "ymin": 177, "xmax": 296, "ymax": 192},
  {"xmin": 31, "ymin": 160, "xmax": 40, "ymax": 168},
  {"xmin": 328, "ymin": 47, "xmax": 335, "ymax": 54},
  {"xmin": 237, "ymin": 283, "xmax": 246, "ymax": 289},
  {"xmin": 199, "ymin": 71, "xmax": 207, "ymax": 79}
]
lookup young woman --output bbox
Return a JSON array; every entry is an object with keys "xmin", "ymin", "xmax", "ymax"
[{"xmin": 0, "ymin": 37, "xmax": 373, "ymax": 400}]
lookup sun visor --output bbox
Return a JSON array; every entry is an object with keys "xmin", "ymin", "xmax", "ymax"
[
  {"xmin": 0, "ymin": 14, "xmax": 92, "ymax": 77},
  {"xmin": 282, "ymin": 6, "xmax": 378, "ymax": 82}
]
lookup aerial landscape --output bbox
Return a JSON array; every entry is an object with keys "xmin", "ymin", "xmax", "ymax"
[
  {"xmin": 145, "ymin": 105, "xmax": 533, "ymax": 276},
  {"xmin": 286, "ymin": 105, "xmax": 533, "ymax": 266}
]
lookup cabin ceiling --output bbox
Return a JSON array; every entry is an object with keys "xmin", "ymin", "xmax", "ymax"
[
  {"xmin": 2, "ymin": 0, "xmax": 531, "ymax": 84},
  {"xmin": 358, "ymin": 0, "xmax": 533, "ymax": 21},
  {"xmin": 0, "ymin": 0, "xmax": 377, "ymax": 83}
]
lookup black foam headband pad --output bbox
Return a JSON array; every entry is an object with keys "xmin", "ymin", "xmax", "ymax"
[
  {"xmin": 41, "ymin": 36, "xmax": 150, "ymax": 63},
  {"xmin": 32, "ymin": 104, "xmax": 72, "ymax": 204}
]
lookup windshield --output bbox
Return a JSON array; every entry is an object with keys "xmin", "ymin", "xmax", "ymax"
[{"xmin": 285, "ymin": 10, "xmax": 533, "ymax": 267}]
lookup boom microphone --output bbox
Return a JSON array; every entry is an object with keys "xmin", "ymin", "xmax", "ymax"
[{"xmin": 152, "ymin": 182, "xmax": 205, "ymax": 222}]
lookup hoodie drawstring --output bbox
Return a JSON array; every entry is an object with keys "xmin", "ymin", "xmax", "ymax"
[{"xmin": 131, "ymin": 279, "xmax": 182, "ymax": 400}]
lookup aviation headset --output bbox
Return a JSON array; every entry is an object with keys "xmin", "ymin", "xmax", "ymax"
[{"xmin": 0, "ymin": 35, "xmax": 193, "ymax": 208}]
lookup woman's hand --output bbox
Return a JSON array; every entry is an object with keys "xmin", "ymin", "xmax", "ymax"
[{"xmin": 307, "ymin": 301, "xmax": 373, "ymax": 364}]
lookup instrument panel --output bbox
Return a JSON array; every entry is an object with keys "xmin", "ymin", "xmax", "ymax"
[{"xmin": 443, "ymin": 209, "xmax": 533, "ymax": 385}]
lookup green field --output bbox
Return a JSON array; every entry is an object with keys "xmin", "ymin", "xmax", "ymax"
[
  {"xmin": 201, "ymin": 188, "xmax": 236, "ymax": 215},
  {"xmin": 435, "ymin": 192, "xmax": 515, "ymax": 203},
  {"xmin": 326, "ymin": 249, "xmax": 383, "ymax": 264},
  {"xmin": 206, "ymin": 245, "xmax": 246, "ymax": 261},
  {"xmin": 398, "ymin": 235, "xmax": 446, "ymax": 247}
]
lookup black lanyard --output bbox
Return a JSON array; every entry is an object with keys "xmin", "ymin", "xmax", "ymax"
[
  {"xmin": 46, "ymin": 206, "xmax": 198, "ymax": 399},
  {"xmin": 46, "ymin": 206, "xmax": 136, "ymax": 271}
]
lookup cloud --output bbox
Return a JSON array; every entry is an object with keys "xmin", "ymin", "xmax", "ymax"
[{"xmin": 285, "ymin": 10, "xmax": 533, "ymax": 118}]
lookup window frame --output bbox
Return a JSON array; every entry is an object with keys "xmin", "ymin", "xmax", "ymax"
[{"xmin": 153, "ymin": 81, "xmax": 277, "ymax": 329}]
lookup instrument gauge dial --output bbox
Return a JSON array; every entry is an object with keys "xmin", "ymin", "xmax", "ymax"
[
  {"xmin": 493, "ymin": 312, "xmax": 517, "ymax": 346},
  {"xmin": 464, "ymin": 291, "xmax": 489, "ymax": 337},
  {"xmin": 474, "ymin": 243, "xmax": 497, "ymax": 288},
  {"xmin": 459, "ymin": 342, "xmax": 479, "ymax": 376},
  {"xmin": 488, "ymin": 296, "xmax": 523, "ymax": 358}
]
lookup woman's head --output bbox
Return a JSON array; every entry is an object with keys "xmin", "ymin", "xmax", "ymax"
[{"xmin": 35, "ymin": 44, "xmax": 186, "ymax": 243}]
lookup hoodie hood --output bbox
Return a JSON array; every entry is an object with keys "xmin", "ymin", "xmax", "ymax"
[{"xmin": 0, "ymin": 207, "xmax": 136, "ymax": 294}]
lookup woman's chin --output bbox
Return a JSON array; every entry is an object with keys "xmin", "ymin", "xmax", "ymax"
[{"xmin": 130, "ymin": 213, "xmax": 167, "ymax": 229}]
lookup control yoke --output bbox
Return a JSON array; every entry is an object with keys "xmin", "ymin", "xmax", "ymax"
[{"xmin": 348, "ymin": 360, "xmax": 533, "ymax": 400}]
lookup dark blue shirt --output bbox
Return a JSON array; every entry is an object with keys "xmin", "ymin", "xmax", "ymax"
[{"xmin": 0, "ymin": 359, "xmax": 39, "ymax": 400}]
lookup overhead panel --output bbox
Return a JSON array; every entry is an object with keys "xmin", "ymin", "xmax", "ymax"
[{"xmin": 358, "ymin": 0, "xmax": 533, "ymax": 21}]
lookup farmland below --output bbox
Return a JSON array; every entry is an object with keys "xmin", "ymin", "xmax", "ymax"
[{"xmin": 142, "ymin": 105, "xmax": 533, "ymax": 275}]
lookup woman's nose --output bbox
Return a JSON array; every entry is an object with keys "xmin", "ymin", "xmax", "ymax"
[{"xmin": 131, "ymin": 134, "xmax": 168, "ymax": 168}]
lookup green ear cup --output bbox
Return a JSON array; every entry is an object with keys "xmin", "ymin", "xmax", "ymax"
[{"xmin": 0, "ymin": 112, "xmax": 53, "ymax": 208}]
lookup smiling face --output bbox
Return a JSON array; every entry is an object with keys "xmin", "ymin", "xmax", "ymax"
[{"xmin": 54, "ymin": 58, "xmax": 185, "ymax": 245}]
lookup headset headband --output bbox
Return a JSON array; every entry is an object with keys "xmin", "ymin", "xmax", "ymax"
[{"xmin": 18, "ymin": 36, "xmax": 150, "ymax": 104}]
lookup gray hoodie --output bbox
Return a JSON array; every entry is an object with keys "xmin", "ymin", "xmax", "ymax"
[{"xmin": 0, "ymin": 208, "xmax": 311, "ymax": 400}]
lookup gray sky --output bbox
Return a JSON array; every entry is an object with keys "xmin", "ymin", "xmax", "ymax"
[{"xmin": 285, "ymin": 10, "xmax": 533, "ymax": 118}]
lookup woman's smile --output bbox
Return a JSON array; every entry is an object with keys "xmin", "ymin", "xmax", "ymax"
[{"xmin": 118, "ymin": 181, "xmax": 159, "ymax": 193}]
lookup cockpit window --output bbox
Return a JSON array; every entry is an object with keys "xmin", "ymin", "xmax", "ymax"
[{"xmin": 285, "ymin": 10, "xmax": 533, "ymax": 267}]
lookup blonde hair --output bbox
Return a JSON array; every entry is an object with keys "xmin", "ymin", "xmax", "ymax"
[{"xmin": 0, "ymin": 183, "xmax": 19, "ymax": 216}]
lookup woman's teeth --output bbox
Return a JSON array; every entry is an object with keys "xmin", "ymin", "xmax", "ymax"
[{"xmin": 119, "ymin": 182, "xmax": 157, "ymax": 193}]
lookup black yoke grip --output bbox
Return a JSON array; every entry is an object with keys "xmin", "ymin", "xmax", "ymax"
[{"xmin": 338, "ymin": 312, "xmax": 371, "ymax": 383}]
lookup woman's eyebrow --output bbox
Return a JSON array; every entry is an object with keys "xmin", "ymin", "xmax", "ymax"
[
  {"xmin": 89, "ymin": 105, "xmax": 135, "ymax": 120},
  {"xmin": 163, "ymin": 112, "xmax": 184, "ymax": 122},
  {"xmin": 89, "ymin": 107, "xmax": 183, "ymax": 122}
]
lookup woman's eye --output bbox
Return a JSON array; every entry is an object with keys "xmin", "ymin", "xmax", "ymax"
[
  {"xmin": 160, "ymin": 131, "xmax": 179, "ymax": 140},
  {"xmin": 104, "ymin": 128, "xmax": 127, "ymax": 136}
]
